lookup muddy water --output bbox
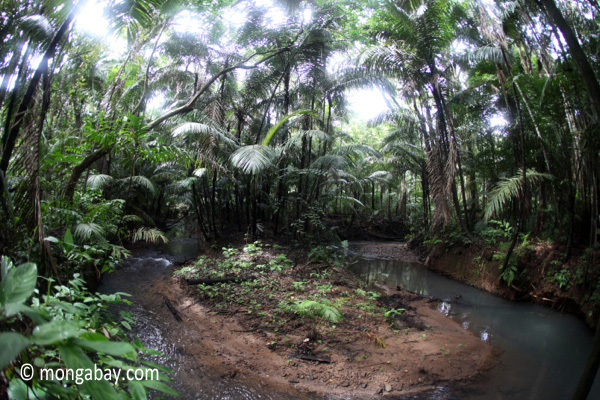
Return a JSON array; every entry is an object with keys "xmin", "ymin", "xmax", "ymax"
[
  {"xmin": 350, "ymin": 256, "xmax": 600, "ymax": 400},
  {"xmin": 98, "ymin": 239, "xmax": 312, "ymax": 400}
]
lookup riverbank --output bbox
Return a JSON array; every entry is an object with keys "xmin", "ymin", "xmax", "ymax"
[
  {"xmin": 425, "ymin": 242, "xmax": 599, "ymax": 328},
  {"xmin": 167, "ymin": 241, "xmax": 495, "ymax": 397},
  {"xmin": 352, "ymin": 239, "xmax": 600, "ymax": 328}
]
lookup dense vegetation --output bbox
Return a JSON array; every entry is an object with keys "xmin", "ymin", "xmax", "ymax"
[{"xmin": 1, "ymin": 0, "xmax": 600, "ymax": 398}]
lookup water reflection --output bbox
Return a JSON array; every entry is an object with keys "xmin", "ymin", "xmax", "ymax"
[
  {"xmin": 350, "ymin": 257, "xmax": 600, "ymax": 400},
  {"xmin": 437, "ymin": 301, "xmax": 451, "ymax": 317}
]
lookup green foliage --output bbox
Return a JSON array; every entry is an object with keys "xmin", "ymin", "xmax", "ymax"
[
  {"xmin": 261, "ymin": 110, "xmax": 318, "ymax": 146},
  {"xmin": 308, "ymin": 241, "xmax": 352, "ymax": 267},
  {"xmin": 0, "ymin": 257, "xmax": 176, "ymax": 399},
  {"xmin": 423, "ymin": 235, "xmax": 443, "ymax": 245},
  {"xmin": 243, "ymin": 240, "xmax": 263, "ymax": 257},
  {"xmin": 131, "ymin": 227, "xmax": 169, "ymax": 244},
  {"xmin": 384, "ymin": 308, "xmax": 405, "ymax": 319},
  {"xmin": 293, "ymin": 299, "xmax": 343, "ymax": 323},
  {"xmin": 230, "ymin": 145, "xmax": 275, "ymax": 175},
  {"xmin": 484, "ymin": 169, "xmax": 554, "ymax": 221},
  {"xmin": 479, "ymin": 220, "xmax": 513, "ymax": 244},
  {"xmin": 499, "ymin": 261, "xmax": 518, "ymax": 287}
]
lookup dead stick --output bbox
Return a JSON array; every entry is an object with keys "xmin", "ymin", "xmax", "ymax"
[
  {"xmin": 186, "ymin": 276, "xmax": 257, "ymax": 285},
  {"xmin": 164, "ymin": 296, "xmax": 182, "ymax": 322},
  {"xmin": 288, "ymin": 353, "xmax": 331, "ymax": 363}
]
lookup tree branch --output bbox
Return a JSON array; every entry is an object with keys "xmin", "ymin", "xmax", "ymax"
[{"xmin": 144, "ymin": 46, "xmax": 292, "ymax": 131}]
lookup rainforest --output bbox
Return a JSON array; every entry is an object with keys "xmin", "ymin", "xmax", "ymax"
[{"xmin": 1, "ymin": 0, "xmax": 600, "ymax": 399}]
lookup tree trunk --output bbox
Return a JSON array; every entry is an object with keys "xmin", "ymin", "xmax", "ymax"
[{"xmin": 538, "ymin": 0, "xmax": 600, "ymax": 118}]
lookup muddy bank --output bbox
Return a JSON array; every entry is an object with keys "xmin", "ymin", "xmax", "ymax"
[
  {"xmin": 167, "ymin": 242, "xmax": 494, "ymax": 397},
  {"xmin": 351, "ymin": 240, "xmax": 599, "ymax": 327},
  {"xmin": 427, "ymin": 243, "xmax": 600, "ymax": 327}
]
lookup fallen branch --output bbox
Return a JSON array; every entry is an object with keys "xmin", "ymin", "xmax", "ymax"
[
  {"xmin": 288, "ymin": 353, "xmax": 331, "ymax": 364},
  {"xmin": 164, "ymin": 296, "xmax": 182, "ymax": 322},
  {"xmin": 186, "ymin": 276, "xmax": 256, "ymax": 285}
]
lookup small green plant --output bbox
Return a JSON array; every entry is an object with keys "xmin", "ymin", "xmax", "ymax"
[
  {"xmin": 293, "ymin": 299, "xmax": 343, "ymax": 323},
  {"xmin": 499, "ymin": 262, "xmax": 518, "ymax": 287},
  {"xmin": 292, "ymin": 281, "xmax": 306, "ymax": 291},
  {"xmin": 243, "ymin": 240, "xmax": 263, "ymax": 257},
  {"xmin": 384, "ymin": 308, "xmax": 405, "ymax": 319},
  {"xmin": 222, "ymin": 247, "xmax": 239, "ymax": 258},
  {"xmin": 423, "ymin": 235, "xmax": 443, "ymax": 245},
  {"xmin": 553, "ymin": 268, "xmax": 572, "ymax": 289}
]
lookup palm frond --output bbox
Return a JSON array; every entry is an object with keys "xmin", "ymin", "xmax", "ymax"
[
  {"xmin": 131, "ymin": 227, "xmax": 169, "ymax": 244},
  {"xmin": 74, "ymin": 223, "xmax": 105, "ymax": 241},
  {"xmin": 262, "ymin": 110, "xmax": 318, "ymax": 146},
  {"xmin": 131, "ymin": 175, "xmax": 156, "ymax": 196},
  {"xmin": 193, "ymin": 168, "xmax": 207, "ymax": 177},
  {"xmin": 484, "ymin": 169, "xmax": 554, "ymax": 221},
  {"xmin": 176, "ymin": 177, "xmax": 199, "ymax": 189},
  {"xmin": 19, "ymin": 15, "xmax": 53, "ymax": 43},
  {"xmin": 87, "ymin": 174, "xmax": 114, "ymax": 190},
  {"xmin": 230, "ymin": 145, "xmax": 275, "ymax": 175},
  {"xmin": 123, "ymin": 215, "xmax": 144, "ymax": 223},
  {"xmin": 172, "ymin": 122, "xmax": 236, "ymax": 148},
  {"xmin": 457, "ymin": 45, "xmax": 506, "ymax": 64},
  {"xmin": 310, "ymin": 154, "xmax": 348, "ymax": 170}
]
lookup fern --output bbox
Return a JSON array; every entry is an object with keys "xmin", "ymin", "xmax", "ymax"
[{"xmin": 295, "ymin": 300, "xmax": 343, "ymax": 322}]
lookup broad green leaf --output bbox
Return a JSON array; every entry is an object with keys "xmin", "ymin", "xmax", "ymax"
[
  {"xmin": 0, "ymin": 262, "xmax": 37, "ymax": 308},
  {"xmin": 63, "ymin": 229, "xmax": 74, "ymax": 253},
  {"xmin": 140, "ymin": 359, "xmax": 174, "ymax": 374},
  {"xmin": 128, "ymin": 380, "xmax": 147, "ymax": 400},
  {"xmin": 31, "ymin": 321, "xmax": 84, "ymax": 345},
  {"xmin": 7, "ymin": 378, "xmax": 48, "ymax": 399},
  {"xmin": 4, "ymin": 301, "xmax": 31, "ymax": 316},
  {"xmin": 261, "ymin": 110, "xmax": 317, "ymax": 146},
  {"xmin": 58, "ymin": 344, "xmax": 121, "ymax": 400},
  {"xmin": 74, "ymin": 332, "xmax": 136, "ymax": 358},
  {"xmin": 139, "ymin": 379, "xmax": 179, "ymax": 396},
  {"xmin": 0, "ymin": 332, "xmax": 30, "ymax": 369}
]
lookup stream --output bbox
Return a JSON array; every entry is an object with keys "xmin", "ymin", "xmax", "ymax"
[
  {"xmin": 98, "ymin": 240, "xmax": 600, "ymax": 399},
  {"xmin": 350, "ymin": 255, "xmax": 600, "ymax": 400},
  {"xmin": 98, "ymin": 239, "xmax": 313, "ymax": 400}
]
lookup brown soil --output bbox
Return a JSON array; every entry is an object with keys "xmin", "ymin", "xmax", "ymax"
[{"xmin": 163, "ymin": 242, "xmax": 495, "ymax": 397}]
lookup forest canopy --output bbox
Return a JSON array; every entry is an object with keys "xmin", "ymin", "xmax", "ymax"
[
  {"xmin": 2, "ymin": 0, "xmax": 600, "ymax": 398},
  {"xmin": 0, "ymin": 0, "xmax": 598, "ymax": 277}
]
